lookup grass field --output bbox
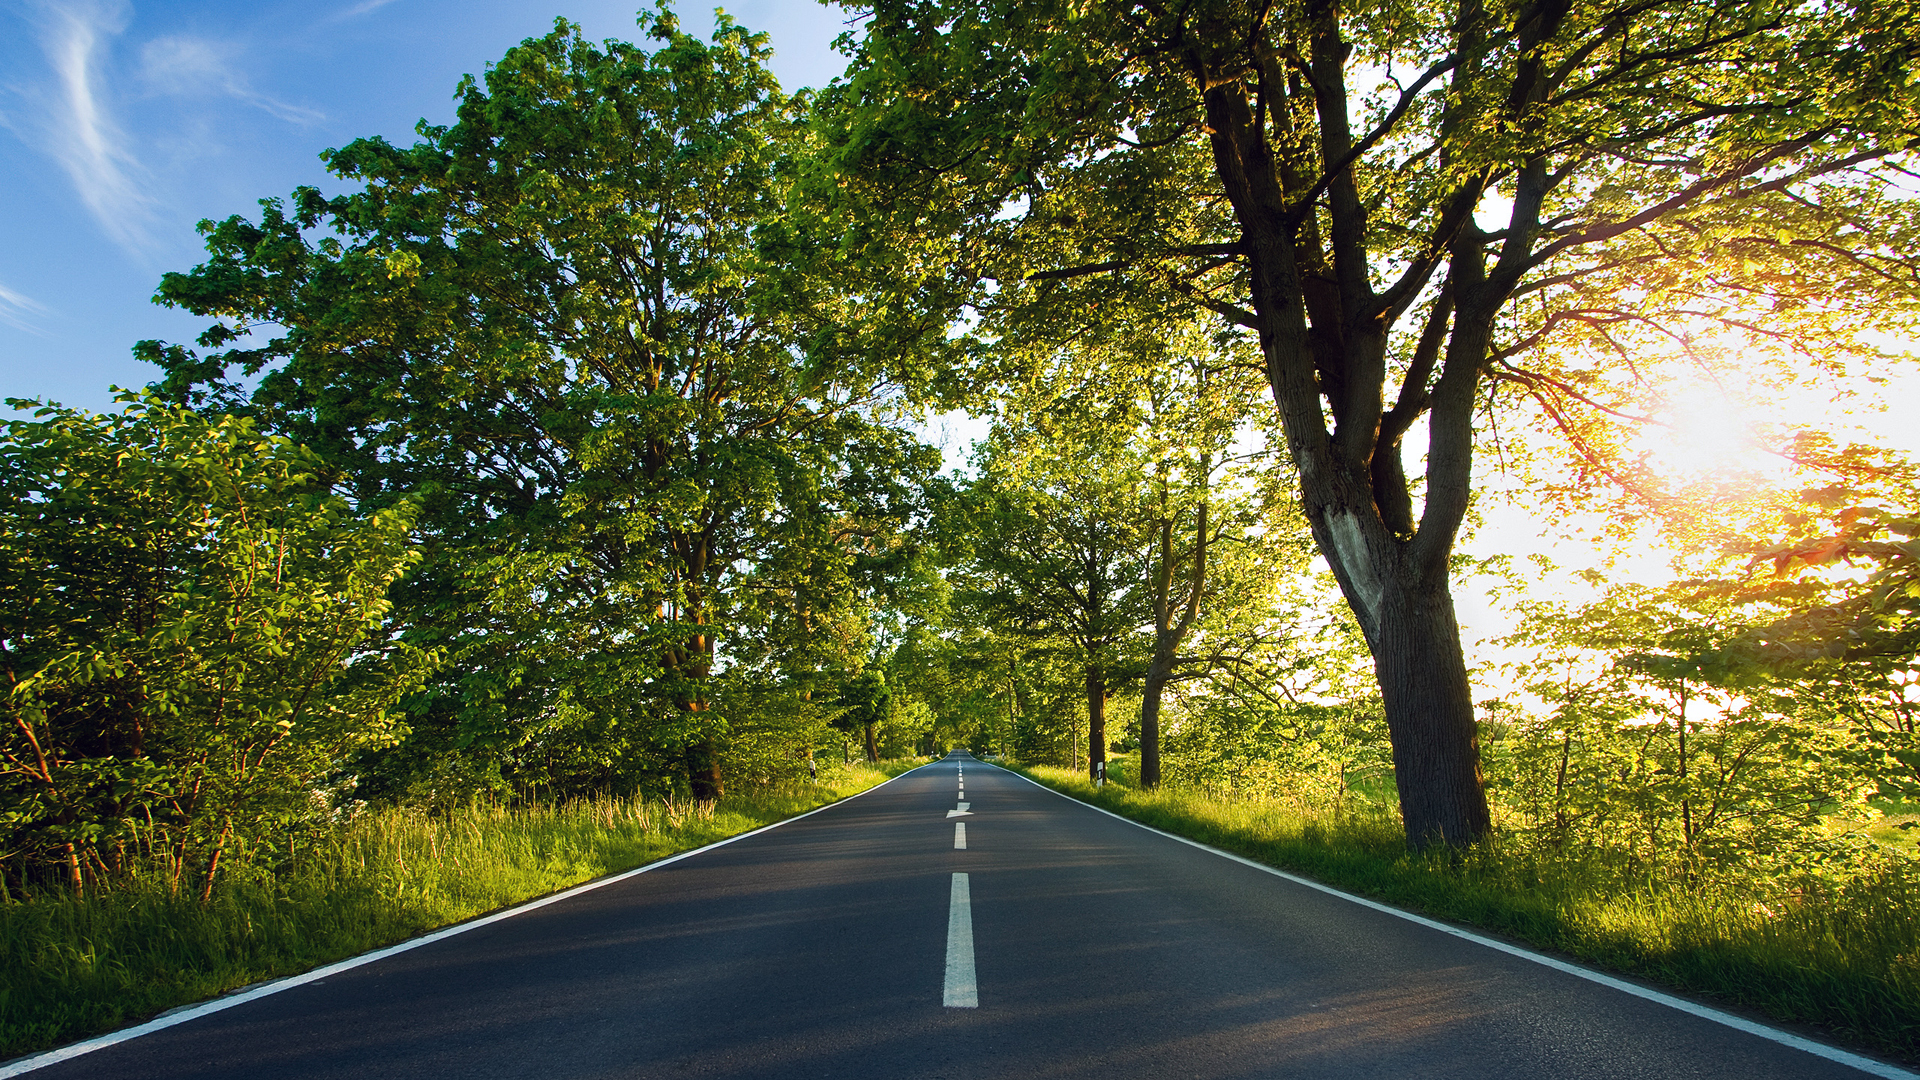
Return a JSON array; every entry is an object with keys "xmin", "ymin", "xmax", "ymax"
[
  {"xmin": 1868, "ymin": 796, "xmax": 1920, "ymax": 849},
  {"xmin": 1015, "ymin": 760, "xmax": 1920, "ymax": 1063},
  {"xmin": 0, "ymin": 762, "xmax": 914, "ymax": 1061}
]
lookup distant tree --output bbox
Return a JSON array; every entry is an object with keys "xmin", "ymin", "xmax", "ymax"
[
  {"xmin": 1490, "ymin": 569, "xmax": 1878, "ymax": 872},
  {"xmin": 954, "ymin": 422, "xmax": 1154, "ymax": 782},
  {"xmin": 1716, "ymin": 492, "xmax": 1920, "ymax": 801},
  {"xmin": 950, "ymin": 304, "xmax": 1300, "ymax": 785},
  {"xmin": 1129, "ymin": 353, "xmax": 1306, "ymax": 788},
  {"xmin": 834, "ymin": 669, "xmax": 893, "ymax": 763}
]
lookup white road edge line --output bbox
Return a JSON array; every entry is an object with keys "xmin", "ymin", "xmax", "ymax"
[
  {"xmin": 0, "ymin": 763, "xmax": 939, "ymax": 1080},
  {"xmin": 944, "ymin": 872, "xmax": 978, "ymax": 1007},
  {"xmin": 954, "ymin": 822, "xmax": 967, "ymax": 850},
  {"xmin": 989, "ymin": 762, "xmax": 1916, "ymax": 1080}
]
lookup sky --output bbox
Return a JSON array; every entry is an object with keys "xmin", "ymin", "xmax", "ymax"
[{"xmin": 0, "ymin": 0, "xmax": 857, "ymax": 414}]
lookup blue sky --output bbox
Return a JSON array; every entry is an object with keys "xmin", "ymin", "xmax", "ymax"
[{"xmin": 0, "ymin": 0, "xmax": 854, "ymax": 412}]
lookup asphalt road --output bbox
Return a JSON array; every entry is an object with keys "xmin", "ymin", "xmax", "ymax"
[{"xmin": 14, "ymin": 752, "xmax": 1906, "ymax": 1079}]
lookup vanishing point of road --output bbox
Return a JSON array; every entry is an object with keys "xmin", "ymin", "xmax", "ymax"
[{"xmin": 9, "ymin": 752, "xmax": 1909, "ymax": 1080}]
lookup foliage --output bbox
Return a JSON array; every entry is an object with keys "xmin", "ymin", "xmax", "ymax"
[
  {"xmin": 885, "ymin": 624, "xmax": 1078, "ymax": 762},
  {"xmin": 0, "ymin": 396, "xmax": 425, "ymax": 899},
  {"xmin": 951, "ymin": 423, "xmax": 1153, "ymax": 773},
  {"xmin": 823, "ymin": 0, "xmax": 1920, "ymax": 845},
  {"xmin": 6, "ymin": 0, "xmax": 1908, "ymax": 1048},
  {"xmin": 1485, "ymin": 561, "xmax": 1904, "ymax": 878},
  {"xmin": 1152, "ymin": 568, "xmax": 1388, "ymax": 804},
  {"xmin": 141, "ymin": 11, "xmax": 938, "ymax": 800},
  {"xmin": 833, "ymin": 668, "xmax": 892, "ymax": 761},
  {"xmin": 936, "ymin": 321, "xmax": 1302, "ymax": 779}
]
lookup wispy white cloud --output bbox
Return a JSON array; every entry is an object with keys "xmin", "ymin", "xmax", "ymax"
[
  {"xmin": 140, "ymin": 35, "xmax": 324, "ymax": 125},
  {"xmin": 339, "ymin": 0, "xmax": 401, "ymax": 18},
  {"xmin": 18, "ymin": 0, "xmax": 157, "ymax": 253},
  {"xmin": 0, "ymin": 280, "xmax": 52, "ymax": 335}
]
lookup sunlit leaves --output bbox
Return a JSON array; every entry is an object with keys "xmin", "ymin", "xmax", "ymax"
[
  {"xmin": 0, "ymin": 396, "xmax": 425, "ymax": 895},
  {"xmin": 142, "ymin": 9, "xmax": 939, "ymax": 800}
]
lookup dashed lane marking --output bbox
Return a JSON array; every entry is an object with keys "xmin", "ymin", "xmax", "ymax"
[{"xmin": 943, "ymin": 872, "xmax": 978, "ymax": 1008}]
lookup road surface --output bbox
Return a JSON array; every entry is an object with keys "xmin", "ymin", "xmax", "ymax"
[{"xmin": 11, "ymin": 752, "xmax": 1906, "ymax": 1079}]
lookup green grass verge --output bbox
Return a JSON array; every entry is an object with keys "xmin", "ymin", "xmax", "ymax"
[
  {"xmin": 0, "ymin": 761, "xmax": 916, "ymax": 1061},
  {"xmin": 1013, "ymin": 762, "xmax": 1920, "ymax": 1062}
]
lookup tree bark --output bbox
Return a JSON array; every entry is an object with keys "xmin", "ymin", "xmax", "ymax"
[
  {"xmin": 199, "ymin": 817, "xmax": 232, "ymax": 903},
  {"xmin": 1189, "ymin": 54, "xmax": 1494, "ymax": 847},
  {"xmin": 668, "ymin": 572, "xmax": 722, "ymax": 802},
  {"xmin": 1368, "ymin": 579, "xmax": 1490, "ymax": 846},
  {"xmin": 1085, "ymin": 666, "xmax": 1107, "ymax": 783},
  {"xmin": 685, "ymin": 721, "xmax": 724, "ymax": 803},
  {"xmin": 1139, "ymin": 658, "xmax": 1170, "ymax": 789},
  {"xmin": 1676, "ymin": 682, "xmax": 1692, "ymax": 849},
  {"xmin": 864, "ymin": 721, "xmax": 879, "ymax": 763},
  {"xmin": 64, "ymin": 842, "xmax": 83, "ymax": 897},
  {"xmin": 1140, "ymin": 469, "xmax": 1207, "ymax": 790}
]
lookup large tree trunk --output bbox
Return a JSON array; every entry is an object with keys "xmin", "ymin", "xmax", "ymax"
[
  {"xmin": 674, "ymin": 627, "xmax": 722, "ymax": 802},
  {"xmin": 1139, "ymin": 657, "xmax": 1171, "ymax": 789},
  {"xmin": 864, "ymin": 722, "xmax": 879, "ymax": 762},
  {"xmin": 1192, "ymin": 62, "xmax": 1495, "ymax": 846},
  {"xmin": 668, "ymin": 532, "xmax": 722, "ymax": 802},
  {"xmin": 684, "ymin": 701, "xmax": 724, "ymax": 803},
  {"xmin": 1140, "ymin": 479, "xmax": 1206, "ymax": 790},
  {"xmin": 1369, "ymin": 578, "xmax": 1490, "ymax": 846},
  {"xmin": 1085, "ymin": 666, "xmax": 1107, "ymax": 783},
  {"xmin": 1300, "ymin": 430, "xmax": 1492, "ymax": 847}
]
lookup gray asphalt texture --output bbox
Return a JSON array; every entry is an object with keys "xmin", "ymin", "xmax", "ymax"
[{"xmin": 25, "ymin": 752, "xmax": 1893, "ymax": 1079}]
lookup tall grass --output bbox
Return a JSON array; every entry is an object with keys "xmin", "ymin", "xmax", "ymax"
[
  {"xmin": 1020, "ymin": 763, "xmax": 1920, "ymax": 1061},
  {"xmin": 0, "ymin": 763, "xmax": 907, "ymax": 1060}
]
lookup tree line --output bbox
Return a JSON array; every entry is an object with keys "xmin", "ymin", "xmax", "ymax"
[{"xmin": 5, "ymin": 0, "xmax": 1920, "ymax": 897}]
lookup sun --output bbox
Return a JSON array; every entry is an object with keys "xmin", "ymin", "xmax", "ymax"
[
  {"xmin": 1643, "ymin": 383, "xmax": 1769, "ymax": 480},
  {"xmin": 1624, "ymin": 380, "xmax": 1781, "ymax": 489}
]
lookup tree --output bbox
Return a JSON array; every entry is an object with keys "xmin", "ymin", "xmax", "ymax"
[
  {"xmin": 955, "ymin": 429, "xmax": 1152, "ymax": 781},
  {"xmin": 823, "ymin": 0, "xmax": 1920, "ymax": 844},
  {"xmin": 1725, "ymin": 491, "xmax": 1920, "ymax": 800},
  {"xmin": 1489, "ymin": 568, "xmax": 1879, "ymax": 873},
  {"xmin": 835, "ymin": 668, "xmax": 892, "ymax": 762},
  {"xmin": 144, "ymin": 11, "xmax": 937, "ymax": 802},
  {"xmin": 0, "ymin": 397, "xmax": 422, "ymax": 898},
  {"xmin": 947, "ymin": 320, "xmax": 1302, "ymax": 783},
  {"xmin": 1130, "ymin": 352, "xmax": 1302, "ymax": 788}
]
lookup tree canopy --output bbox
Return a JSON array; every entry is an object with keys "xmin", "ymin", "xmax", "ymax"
[
  {"xmin": 8, "ymin": 0, "xmax": 1920, "ymax": 907},
  {"xmin": 820, "ymin": 0, "xmax": 1920, "ymax": 843},
  {"xmin": 143, "ymin": 10, "xmax": 937, "ymax": 804}
]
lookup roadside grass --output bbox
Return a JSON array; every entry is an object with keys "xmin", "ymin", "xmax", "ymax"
[
  {"xmin": 1868, "ymin": 796, "xmax": 1920, "ymax": 850},
  {"xmin": 1014, "ymin": 761, "xmax": 1920, "ymax": 1062},
  {"xmin": 0, "ymin": 761, "xmax": 914, "ymax": 1061}
]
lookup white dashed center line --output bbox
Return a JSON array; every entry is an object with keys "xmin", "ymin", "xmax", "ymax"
[
  {"xmin": 944, "ymin": 872, "xmax": 978, "ymax": 1007},
  {"xmin": 954, "ymin": 822, "xmax": 967, "ymax": 849}
]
